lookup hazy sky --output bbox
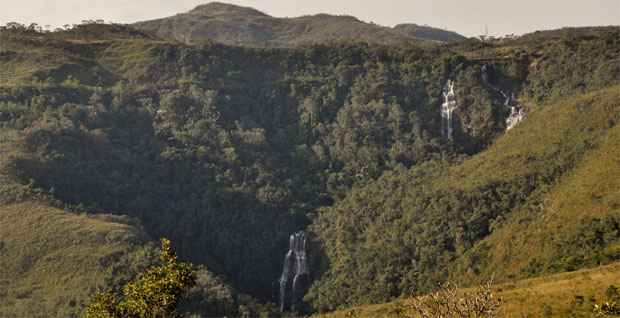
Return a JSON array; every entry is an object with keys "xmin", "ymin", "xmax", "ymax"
[{"xmin": 1, "ymin": 0, "xmax": 618, "ymax": 37}]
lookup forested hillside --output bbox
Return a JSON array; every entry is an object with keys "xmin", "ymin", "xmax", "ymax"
[
  {"xmin": 0, "ymin": 20, "xmax": 618, "ymax": 317},
  {"xmin": 307, "ymin": 85, "xmax": 620, "ymax": 310},
  {"xmin": 133, "ymin": 2, "xmax": 466, "ymax": 47}
]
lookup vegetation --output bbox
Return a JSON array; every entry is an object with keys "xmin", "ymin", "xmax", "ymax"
[
  {"xmin": 85, "ymin": 238, "xmax": 195, "ymax": 318},
  {"xmin": 403, "ymin": 282, "xmax": 501, "ymax": 318},
  {"xmin": 133, "ymin": 2, "xmax": 466, "ymax": 47},
  {"xmin": 307, "ymin": 86, "xmax": 620, "ymax": 310},
  {"xmin": 0, "ymin": 16, "xmax": 618, "ymax": 317},
  {"xmin": 0, "ymin": 202, "xmax": 156, "ymax": 317},
  {"xmin": 393, "ymin": 24, "xmax": 466, "ymax": 43},
  {"xmin": 313, "ymin": 262, "xmax": 620, "ymax": 318},
  {"xmin": 0, "ymin": 23, "xmax": 500, "ymax": 303}
]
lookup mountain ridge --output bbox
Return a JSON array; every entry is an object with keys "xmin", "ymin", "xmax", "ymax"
[
  {"xmin": 189, "ymin": 1, "xmax": 271, "ymax": 17},
  {"xmin": 132, "ymin": 2, "xmax": 467, "ymax": 47}
]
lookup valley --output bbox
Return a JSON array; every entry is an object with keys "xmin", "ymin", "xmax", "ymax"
[{"xmin": 0, "ymin": 4, "xmax": 618, "ymax": 317}]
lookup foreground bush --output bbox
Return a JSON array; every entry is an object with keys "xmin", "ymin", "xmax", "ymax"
[
  {"xmin": 594, "ymin": 285, "xmax": 620, "ymax": 317},
  {"xmin": 402, "ymin": 282, "xmax": 501, "ymax": 318},
  {"xmin": 85, "ymin": 238, "xmax": 196, "ymax": 318}
]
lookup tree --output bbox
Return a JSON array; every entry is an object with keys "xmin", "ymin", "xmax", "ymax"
[{"xmin": 85, "ymin": 238, "xmax": 196, "ymax": 318}]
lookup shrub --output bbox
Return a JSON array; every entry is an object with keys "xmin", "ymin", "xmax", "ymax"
[
  {"xmin": 401, "ymin": 282, "xmax": 501, "ymax": 318},
  {"xmin": 85, "ymin": 238, "xmax": 196, "ymax": 318}
]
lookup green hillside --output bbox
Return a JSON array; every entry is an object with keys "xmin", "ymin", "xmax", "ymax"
[
  {"xmin": 0, "ymin": 202, "xmax": 156, "ymax": 317},
  {"xmin": 0, "ymin": 116, "xmax": 271, "ymax": 318},
  {"xmin": 306, "ymin": 85, "xmax": 620, "ymax": 310},
  {"xmin": 454, "ymin": 107, "xmax": 620, "ymax": 284},
  {"xmin": 314, "ymin": 261, "xmax": 620, "ymax": 318},
  {"xmin": 0, "ymin": 19, "xmax": 619, "ymax": 317}
]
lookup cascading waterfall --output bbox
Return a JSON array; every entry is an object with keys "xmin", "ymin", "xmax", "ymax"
[
  {"xmin": 481, "ymin": 64, "xmax": 526, "ymax": 130},
  {"xmin": 279, "ymin": 231, "xmax": 309, "ymax": 312},
  {"xmin": 441, "ymin": 79, "xmax": 458, "ymax": 140},
  {"xmin": 506, "ymin": 102, "xmax": 526, "ymax": 130}
]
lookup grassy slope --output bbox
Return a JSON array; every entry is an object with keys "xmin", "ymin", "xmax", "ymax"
[
  {"xmin": 315, "ymin": 86, "xmax": 620, "ymax": 318},
  {"xmin": 313, "ymin": 262, "xmax": 620, "ymax": 318},
  {"xmin": 309, "ymin": 85, "xmax": 620, "ymax": 313},
  {"xmin": 0, "ymin": 38, "xmax": 70, "ymax": 85},
  {"xmin": 461, "ymin": 122, "xmax": 620, "ymax": 282},
  {"xmin": 0, "ymin": 202, "xmax": 151, "ymax": 318},
  {"xmin": 1, "ymin": 129, "xmax": 152, "ymax": 317},
  {"xmin": 447, "ymin": 85, "xmax": 620, "ymax": 282}
]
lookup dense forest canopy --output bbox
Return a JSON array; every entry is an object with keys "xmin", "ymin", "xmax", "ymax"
[{"xmin": 0, "ymin": 18, "xmax": 619, "ymax": 317}]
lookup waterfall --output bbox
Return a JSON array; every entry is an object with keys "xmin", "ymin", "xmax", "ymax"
[
  {"xmin": 441, "ymin": 79, "xmax": 458, "ymax": 140},
  {"xmin": 480, "ymin": 64, "xmax": 526, "ymax": 130},
  {"xmin": 506, "ymin": 105, "xmax": 526, "ymax": 130},
  {"xmin": 279, "ymin": 231, "xmax": 309, "ymax": 312}
]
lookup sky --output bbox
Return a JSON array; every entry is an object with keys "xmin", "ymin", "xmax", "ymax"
[{"xmin": 1, "ymin": 0, "xmax": 618, "ymax": 37}]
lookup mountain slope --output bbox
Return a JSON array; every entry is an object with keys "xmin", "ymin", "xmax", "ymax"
[
  {"xmin": 133, "ymin": 2, "xmax": 466, "ymax": 47},
  {"xmin": 455, "ymin": 113, "xmax": 620, "ymax": 283},
  {"xmin": 0, "ymin": 130, "xmax": 156, "ymax": 317},
  {"xmin": 306, "ymin": 85, "xmax": 620, "ymax": 310},
  {"xmin": 0, "ymin": 202, "xmax": 155, "ymax": 318},
  {"xmin": 313, "ymin": 261, "xmax": 620, "ymax": 318},
  {"xmin": 0, "ymin": 23, "xmax": 618, "ymax": 316},
  {"xmin": 0, "ymin": 129, "xmax": 272, "ymax": 317}
]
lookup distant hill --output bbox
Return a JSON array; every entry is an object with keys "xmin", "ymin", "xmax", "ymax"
[
  {"xmin": 516, "ymin": 26, "xmax": 620, "ymax": 42},
  {"xmin": 393, "ymin": 23, "xmax": 465, "ymax": 42},
  {"xmin": 133, "ymin": 2, "xmax": 467, "ymax": 47}
]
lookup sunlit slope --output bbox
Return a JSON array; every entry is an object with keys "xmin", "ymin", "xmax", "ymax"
[
  {"xmin": 313, "ymin": 262, "xmax": 620, "ymax": 318},
  {"xmin": 307, "ymin": 86, "xmax": 620, "ymax": 309},
  {"xmin": 0, "ymin": 202, "xmax": 152, "ymax": 318},
  {"xmin": 450, "ymin": 85, "xmax": 620, "ymax": 283},
  {"xmin": 320, "ymin": 89, "xmax": 620, "ymax": 317},
  {"xmin": 455, "ymin": 122, "xmax": 620, "ymax": 283}
]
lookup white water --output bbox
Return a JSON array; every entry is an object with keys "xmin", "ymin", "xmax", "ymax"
[
  {"xmin": 481, "ymin": 64, "xmax": 526, "ymax": 130},
  {"xmin": 441, "ymin": 79, "xmax": 458, "ymax": 140},
  {"xmin": 279, "ymin": 231, "xmax": 309, "ymax": 312},
  {"xmin": 506, "ymin": 106, "xmax": 526, "ymax": 130}
]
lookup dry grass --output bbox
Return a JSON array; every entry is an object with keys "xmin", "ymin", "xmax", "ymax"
[
  {"xmin": 404, "ymin": 282, "xmax": 501, "ymax": 318},
  {"xmin": 0, "ymin": 202, "xmax": 148, "ymax": 317},
  {"xmin": 439, "ymin": 85, "xmax": 620, "ymax": 192},
  {"xmin": 313, "ymin": 262, "xmax": 620, "ymax": 318}
]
